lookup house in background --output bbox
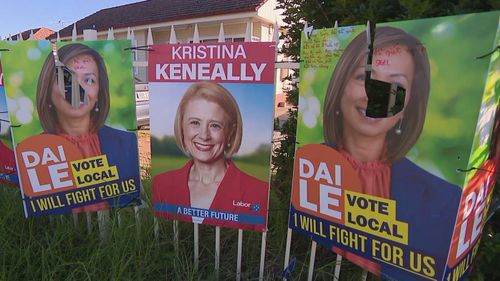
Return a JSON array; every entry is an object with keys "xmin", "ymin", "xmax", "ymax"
[
  {"xmin": 55, "ymin": 0, "xmax": 286, "ymax": 85},
  {"xmin": 6, "ymin": 27, "xmax": 55, "ymax": 40}
]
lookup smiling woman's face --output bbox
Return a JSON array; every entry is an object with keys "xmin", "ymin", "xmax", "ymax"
[
  {"xmin": 340, "ymin": 45, "xmax": 414, "ymax": 139},
  {"xmin": 51, "ymin": 54, "xmax": 99, "ymax": 121},
  {"xmin": 182, "ymin": 98, "xmax": 229, "ymax": 163}
]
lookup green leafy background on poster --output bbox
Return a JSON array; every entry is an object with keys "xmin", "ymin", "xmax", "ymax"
[
  {"xmin": 466, "ymin": 36, "xmax": 500, "ymax": 184},
  {"xmin": 0, "ymin": 40, "xmax": 136, "ymax": 145},
  {"xmin": 296, "ymin": 12, "xmax": 500, "ymax": 187}
]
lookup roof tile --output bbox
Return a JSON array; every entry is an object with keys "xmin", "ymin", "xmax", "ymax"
[{"xmin": 57, "ymin": 0, "xmax": 266, "ymax": 37}]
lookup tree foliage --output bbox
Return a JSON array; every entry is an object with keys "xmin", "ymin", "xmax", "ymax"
[{"xmin": 273, "ymin": 0, "xmax": 500, "ymax": 279}]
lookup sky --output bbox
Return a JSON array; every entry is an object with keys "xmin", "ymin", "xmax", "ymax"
[{"xmin": 0, "ymin": 0, "xmax": 142, "ymax": 39}]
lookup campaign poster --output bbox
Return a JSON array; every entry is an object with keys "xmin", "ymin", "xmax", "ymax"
[
  {"xmin": 0, "ymin": 62, "xmax": 18, "ymax": 186},
  {"xmin": 0, "ymin": 40, "xmax": 141, "ymax": 217},
  {"xmin": 149, "ymin": 42, "xmax": 275, "ymax": 231},
  {"xmin": 289, "ymin": 11, "xmax": 499, "ymax": 281},
  {"xmin": 446, "ymin": 28, "xmax": 500, "ymax": 280}
]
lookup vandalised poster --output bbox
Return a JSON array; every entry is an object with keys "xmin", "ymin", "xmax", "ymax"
[
  {"xmin": 289, "ymin": 11, "xmax": 499, "ymax": 281},
  {"xmin": 0, "ymin": 40, "xmax": 141, "ymax": 217}
]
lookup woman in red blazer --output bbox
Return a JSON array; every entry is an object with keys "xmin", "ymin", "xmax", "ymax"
[{"xmin": 153, "ymin": 82, "xmax": 269, "ymax": 232}]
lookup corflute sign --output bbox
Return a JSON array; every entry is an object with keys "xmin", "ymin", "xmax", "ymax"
[{"xmin": 289, "ymin": 11, "xmax": 500, "ymax": 281}]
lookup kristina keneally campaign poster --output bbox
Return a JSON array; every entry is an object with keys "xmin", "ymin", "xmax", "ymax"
[
  {"xmin": 149, "ymin": 42, "xmax": 275, "ymax": 231},
  {"xmin": 289, "ymin": 12, "xmax": 499, "ymax": 281},
  {"xmin": 0, "ymin": 62, "xmax": 18, "ymax": 186},
  {"xmin": 0, "ymin": 40, "xmax": 141, "ymax": 217}
]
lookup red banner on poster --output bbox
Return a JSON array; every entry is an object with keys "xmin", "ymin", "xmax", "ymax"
[{"xmin": 149, "ymin": 42, "xmax": 275, "ymax": 83}]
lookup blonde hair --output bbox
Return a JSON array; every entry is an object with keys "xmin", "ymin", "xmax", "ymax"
[{"xmin": 174, "ymin": 82, "xmax": 243, "ymax": 158}]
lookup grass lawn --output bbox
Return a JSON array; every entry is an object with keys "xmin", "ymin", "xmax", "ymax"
[{"xmin": 0, "ymin": 173, "xmax": 370, "ymax": 281}]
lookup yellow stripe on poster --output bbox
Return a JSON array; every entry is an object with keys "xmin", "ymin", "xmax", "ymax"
[
  {"xmin": 344, "ymin": 190, "xmax": 408, "ymax": 244},
  {"xmin": 70, "ymin": 155, "xmax": 119, "ymax": 188}
]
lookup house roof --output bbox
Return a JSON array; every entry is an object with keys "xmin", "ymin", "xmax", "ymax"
[
  {"xmin": 8, "ymin": 27, "xmax": 55, "ymax": 40},
  {"xmin": 56, "ymin": 0, "xmax": 267, "ymax": 38}
]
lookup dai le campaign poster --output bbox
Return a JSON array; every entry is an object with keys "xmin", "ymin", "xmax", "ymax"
[
  {"xmin": 149, "ymin": 42, "xmax": 275, "ymax": 231},
  {"xmin": 0, "ymin": 40, "xmax": 141, "ymax": 217},
  {"xmin": 289, "ymin": 11, "xmax": 500, "ymax": 281},
  {"xmin": 0, "ymin": 62, "xmax": 18, "ymax": 186}
]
